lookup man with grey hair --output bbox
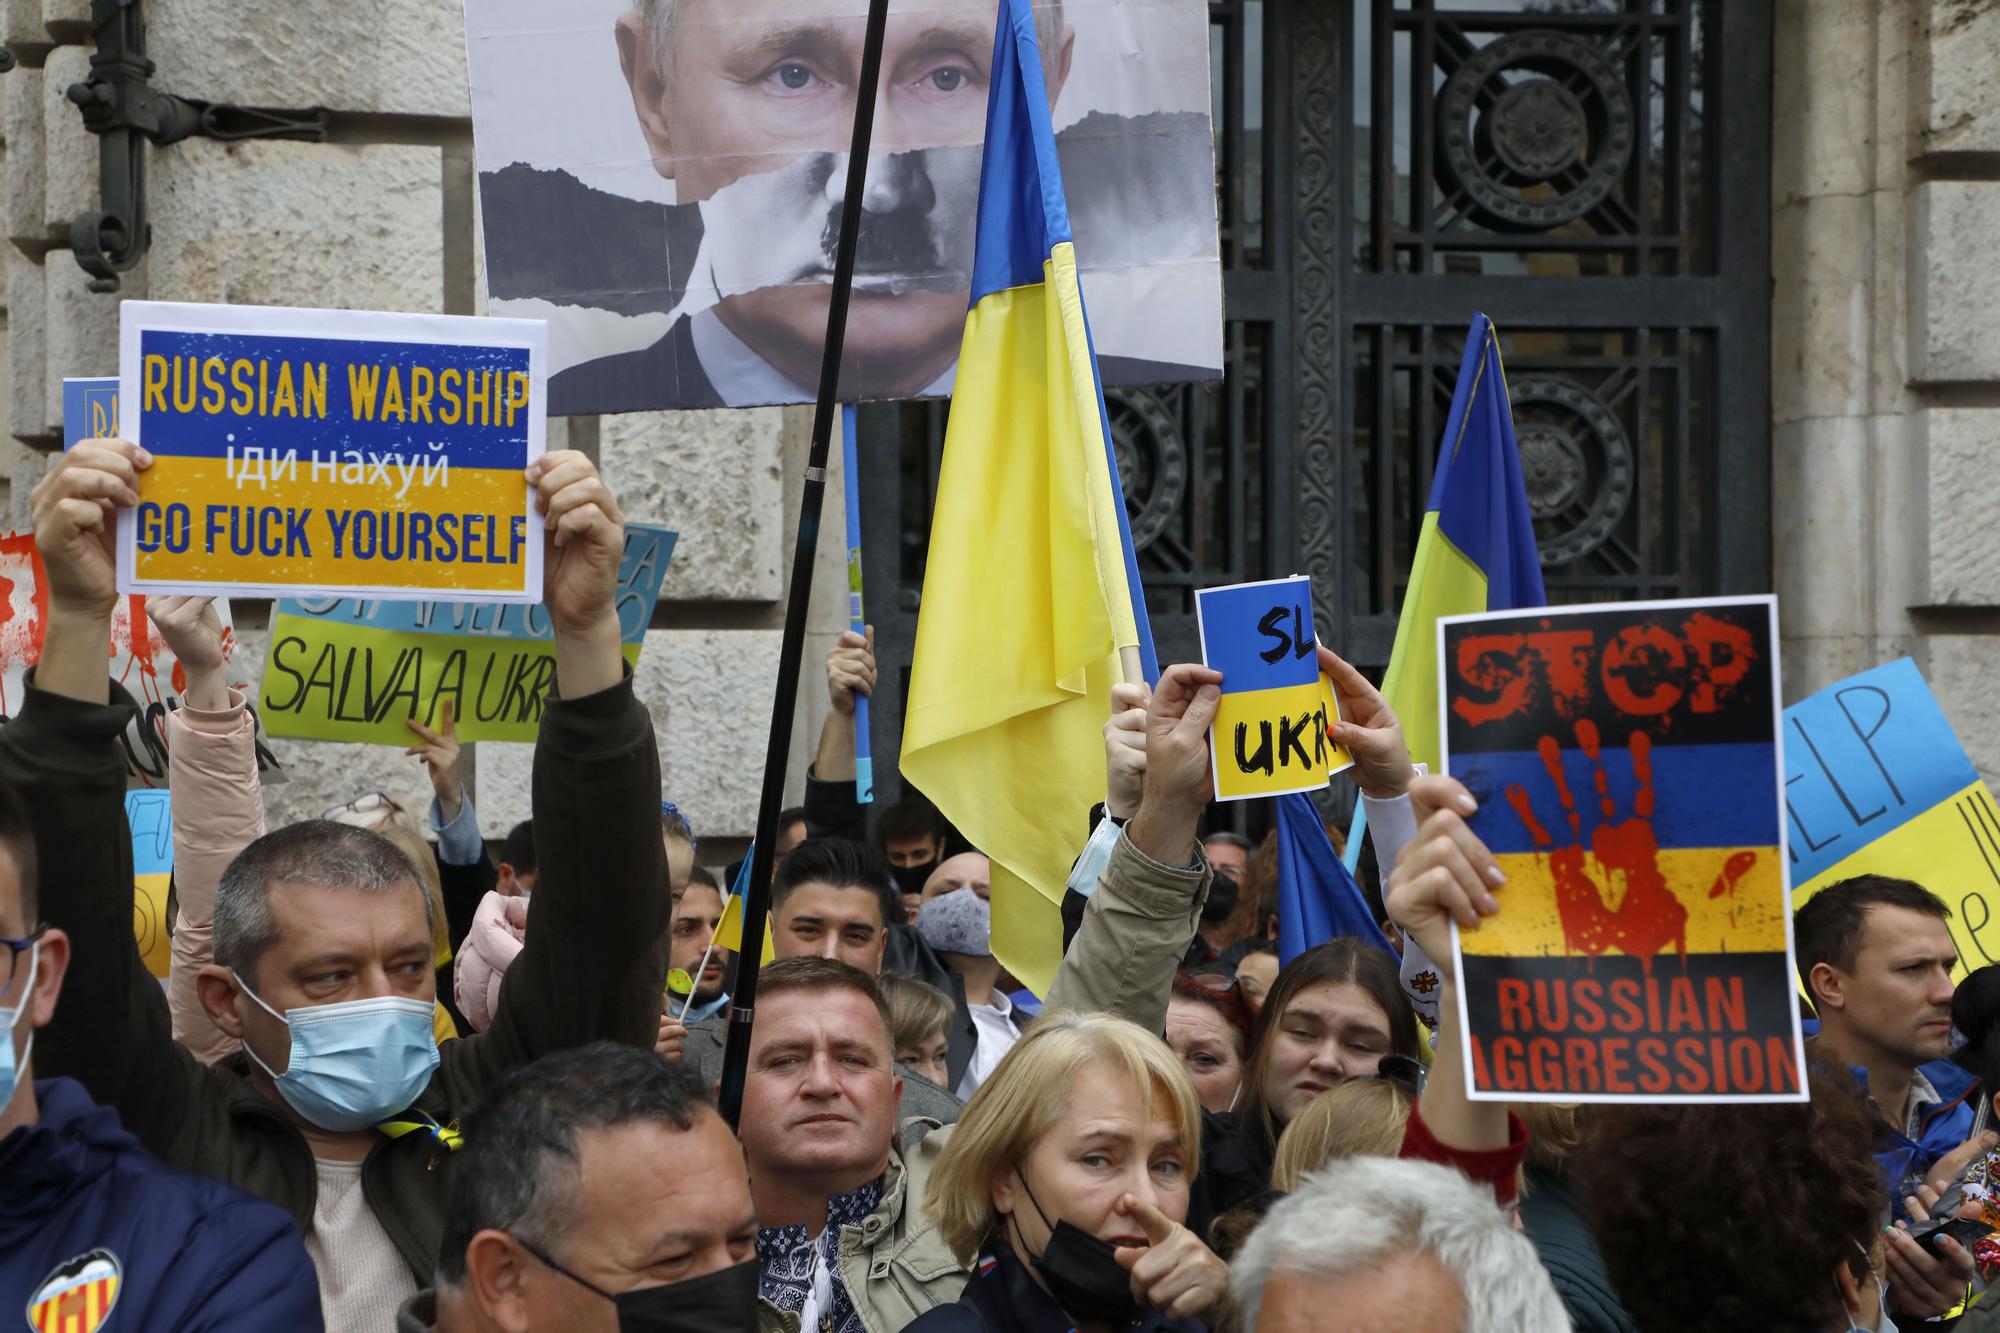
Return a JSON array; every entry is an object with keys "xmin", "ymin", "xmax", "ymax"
[
  {"xmin": 15, "ymin": 438, "xmax": 670, "ymax": 1333},
  {"xmin": 1230, "ymin": 1157, "xmax": 1571, "ymax": 1332},
  {"xmin": 397, "ymin": 1043, "xmax": 760, "ymax": 1332}
]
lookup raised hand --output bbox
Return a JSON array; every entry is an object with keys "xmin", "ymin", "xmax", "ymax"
[
  {"xmin": 1124, "ymin": 664, "xmax": 1222, "ymax": 865},
  {"xmin": 1319, "ymin": 646, "xmax": 1416, "ymax": 799},
  {"xmin": 1386, "ymin": 774, "xmax": 1504, "ymax": 980},
  {"xmin": 526, "ymin": 450, "xmax": 624, "ymax": 698},
  {"xmin": 145, "ymin": 595, "xmax": 230, "ymax": 712},
  {"xmin": 1103, "ymin": 681, "xmax": 1151, "ymax": 820},
  {"xmin": 826, "ymin": 626, "xmax": 876, "ymax": 715},
  {"xmin": 405, "ymin": 700, "xmax": 465, "ymax": 824},
  {"xmin": 1505, "ymin": 720, "xmax": 1691, "ymax": 965},
  {"xmin": 33, "ymin": 438, "xmax": 149, "ymax": 618}
]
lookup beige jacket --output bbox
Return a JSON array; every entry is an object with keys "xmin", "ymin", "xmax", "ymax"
[
  {"xmin": 757, "ymin": 1122, "xmax": 968, "ymax": 1333},
  {"xmin": 1045, "ymin": 827, "xmax": 1210, "ymax": 1032}
]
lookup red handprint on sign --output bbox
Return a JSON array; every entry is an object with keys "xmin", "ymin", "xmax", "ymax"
[{"xmin": 1503, "ymin": 719, "xmax": 1710, "ymax": 971}]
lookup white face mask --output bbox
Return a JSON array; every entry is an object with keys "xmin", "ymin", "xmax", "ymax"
[{"xmin": 1840, "ymin": 1243, "xmax": 1895, "ymax": 1333}]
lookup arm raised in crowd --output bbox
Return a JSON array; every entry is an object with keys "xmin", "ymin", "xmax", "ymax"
[
  {"xmin": 1046, "ymin": 663, "xmax": 1221, "ymax": 1029},
  {"xmin": 446, "ymin": 452, "xmax": 671, "ymax": 1084},
  {"xmin": 1385, "ymin": 773, "xmax": 1527, "ymax": 1195},
  {"xmin": 803, "ymin": 626, "xmax": 874, "ymax": 842},
  {"xmin": 152, "ymin": 594, "xmax": 261, "ymax": 1066},
  {"xmin": 7, "ymin": 441, "xmax": 204, "ymax": 1130}
]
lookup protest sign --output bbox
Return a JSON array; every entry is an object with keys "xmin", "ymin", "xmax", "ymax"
[
  {"xmin": 1786, "ymin": 658, "xmax": 2000, "ymax": 974},
  {"xmin": 117, "ymin": 301, "xmax": 547, "ymax": 602},
  {"xmin": 0, "ymin": 528, "xmax": 283, "ymax": 788},
  {"xmin": 1440, "ymin": 596, "xmax": 1805, "ymax": 1103},
  {"xmin": 1196, "ymin": 576, "xmax": 1351, "ymax": 801},
  {"xmin": 464, "ymin": 0, "xmax": 1220, "ymax": 414},
  {"xmin": 64, "ymin": 376, "xmax": 121, "ymax": 442},
  {"xmin": 126, "ymin": 789, "xmax": 173, "ymax": 980},
  {"xmin": 260, "ymin": 523, "xmax": 674, "ymax": 744}
]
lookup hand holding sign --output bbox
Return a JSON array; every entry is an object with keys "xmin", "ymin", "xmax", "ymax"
[
  {"xmin": 34, "ymin": 439, "xmax": 149, "ymax": 618},
  {"xmin": 1124, "ymin": 663, "xmax": 1221, "ymax": 866},
  {"xmin": 1321, "ymin": 646, "xmax": 1415, "ymax": 800},
  {"xmin": 528, "ymin": 450, "xmax": 625, "ymax": 699},
  {"xmin": 1195, "ymin": 576, "xmax": 1352, "ymax": 801},
  {"xmin": 1387, "ymin": 773, "xmax": 1500, "ymax": 983}
]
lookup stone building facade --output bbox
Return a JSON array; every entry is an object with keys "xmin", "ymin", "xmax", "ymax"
[{"xmin": 0, "ymin": 0, "xmax": 1998, "ymax": 850}]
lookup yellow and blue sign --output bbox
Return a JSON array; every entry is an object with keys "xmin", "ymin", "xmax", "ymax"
[
  {"xmin": 1196, "ymin": 575, "xmax": 1351, "ymax": 801},
  {"xmin": 260, "ymin": 524, "xmax": 674, "ymax": 745},
  {"xmin": 1786, "ymin": 658, "xmax": 2000, "ymax": 976},
  {"xmin": 116, "ymin": 301, "xmax": 547, "ymax": 603},
  {"xmin": 126, "ymin": 789, "xmax": 173, "ymax": 980}
]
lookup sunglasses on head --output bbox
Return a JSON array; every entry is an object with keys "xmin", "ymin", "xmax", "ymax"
[{"xmin": 1365, "ymin": 1053, "xmax": 1429, "ymax": 1097}]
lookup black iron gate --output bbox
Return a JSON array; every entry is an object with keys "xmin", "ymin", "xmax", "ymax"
[{"xmin": 857, "ymin": 0, "xmax": 1770, "ymax": 810}]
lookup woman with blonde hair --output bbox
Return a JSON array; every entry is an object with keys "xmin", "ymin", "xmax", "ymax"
[
  {"xmin": 1269, "ymin": 1075, "xmax": 1413, "ymax": 1191},
  {"xmin": 913, "ymin": 1010, "xmax": 1229, "ymax": 1333}
]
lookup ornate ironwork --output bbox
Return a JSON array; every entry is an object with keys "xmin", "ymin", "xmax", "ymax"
[
  {"xmin": 1104, "ymin": 388, "xmax": 1188, "ymax": 551},
  {"xmin": 1436, "ymin": 31, "xmax": 1634, "ymax": 233},
  {"xmin": 65, "ymin": 0, "xmax": 329, "ymax": 292},
  {"xmin": 1507, "ymin": 373, "xmax": 1634, "ymax": 565},
  {"xmin": 857, "ymin": 1, "xmax": 1771, "ymax": 809}
]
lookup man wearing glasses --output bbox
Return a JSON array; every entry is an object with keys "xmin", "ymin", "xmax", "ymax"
[
  {"xmin": 0, "ymin": 790, "xmax": 324, "ymax": 1327},
  {"xmin": 10, "ymin": 438, "xmax": 669, "ymax": 1332}
]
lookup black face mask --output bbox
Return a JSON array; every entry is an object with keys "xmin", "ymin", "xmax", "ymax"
[
  {"xmin": 891, "ymin": 860, "xmax": 940, "ymax": 900},
  {"xmin": 517, "ymin": 1240, "xmax": 761, "ymax": 1333},
  {"xmin": 1200, "ymin": 871, "xmax": 1241, "ymax": 926},
  {"xmin": 1013, "ymin": 1171, "xmax": 1144, "ymax": 1326}
]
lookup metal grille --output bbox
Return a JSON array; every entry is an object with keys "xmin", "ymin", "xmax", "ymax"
[{"xmin": 856, "ymin": 0, "xmax": 1770, "ymax": 811}]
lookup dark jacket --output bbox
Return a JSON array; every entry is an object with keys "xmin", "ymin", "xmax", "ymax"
[
  {"xmin": 17, "ymin": 669, "xmax": 669, "ymax": 1283},
  {"xmin": 884, "ymin": 924, "xmax": 983, "ymax": 1090},
  {"xmin": 3, "ymin": 1077, "xmax": 323, "ymax": 1331},
  {"xmin": 1189, "ymin": 1109, "xmax": 1276, "ymax": 1242},
  {"xmin": 902, "ymin": 1238, "xmax": 1203, "ymax": 1333},
  {"xmin": 1518, "ymin": 1166, "xmax": 1637, "ymax": 1333}
]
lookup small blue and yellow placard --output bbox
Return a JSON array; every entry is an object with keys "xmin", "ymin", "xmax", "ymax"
[{"xmin": 1196, "ymin": 575, "xmax": 1351, "ymax": 802}]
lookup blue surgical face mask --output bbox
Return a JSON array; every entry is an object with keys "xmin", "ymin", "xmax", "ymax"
[
  {"xmin": 233, "ymin": 970, "xmax": 440, "ymax": 1132},
  {"xmin": 0, "ymin": 943, "xmax": 40, "ymax": 1110}
]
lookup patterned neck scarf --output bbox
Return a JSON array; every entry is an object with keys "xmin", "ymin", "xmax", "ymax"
[{"xmin": 757, "ymin": 1175, "xmax": 884, "ymax": 1333}]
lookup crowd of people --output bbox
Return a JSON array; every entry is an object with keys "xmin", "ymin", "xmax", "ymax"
[{"xmin": 3, "ymin": 439, "xmax": 1996, "ymax": 1331}]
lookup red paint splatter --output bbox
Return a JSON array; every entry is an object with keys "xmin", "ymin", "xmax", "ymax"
[
  {"xmin": 1507, "ymin": 721, "xmax": 1690, "ymax": 973},
  {"xmin": 1707, "ymin": 850, "xmax": 1758, "ymax": 926}
]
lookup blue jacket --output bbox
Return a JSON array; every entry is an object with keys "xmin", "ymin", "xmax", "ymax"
[
  {"xmin": 1859, "ymin": 1058, "xmax": 1980, "ymax": 1220},
  {"xmin": 2, "ymin": 1078, "xmax": 323, "ymax": 1332}
]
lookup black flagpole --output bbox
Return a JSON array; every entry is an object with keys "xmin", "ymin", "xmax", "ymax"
[{"xmin": 717, "ymin": 0, "xmax": 893, "ymax": 1130}]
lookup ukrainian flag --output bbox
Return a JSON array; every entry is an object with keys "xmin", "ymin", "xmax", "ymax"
[
  {"xmin": 1348, "ymin": 315, "xmax": 1545, "ymax": 868},
  {"xmin": 1382, "ymin": 314, "xmax": 1546, "ymax": 777},
  {"xmin": 899, "ymin": 0, "xmax": 1157, "ymax": 997}
]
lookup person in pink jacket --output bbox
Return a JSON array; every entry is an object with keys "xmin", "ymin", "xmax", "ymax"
[
  {"xmin": 151, "ymin": 595, "xmax": 262, "ymax": 1066},
  {"xmin": 152, "ymin": 596, "xmax": 467, "ymax": 1056}
]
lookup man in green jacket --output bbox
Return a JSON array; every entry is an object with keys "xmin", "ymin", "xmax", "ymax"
[{"xmin": 14, "ymin": 438, "xmax": 668, "ymax": 1331}]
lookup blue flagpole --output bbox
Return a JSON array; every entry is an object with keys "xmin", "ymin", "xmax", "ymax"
[{"xmin": 842, "ymin": 404, "xmax": 874, "ymax": 804}]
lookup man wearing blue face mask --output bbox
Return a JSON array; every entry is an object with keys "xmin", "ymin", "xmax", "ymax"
[
  {"xmin": 11, "ymin": 439, "xmax": 671, "ymax": 1333},
  {"xmin": 0, "ymin": 776, "xmax": 324, "ymax": 1329}
]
